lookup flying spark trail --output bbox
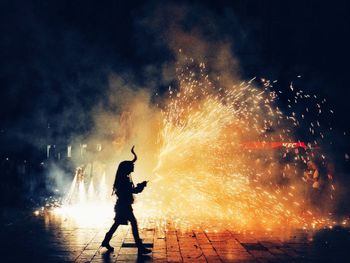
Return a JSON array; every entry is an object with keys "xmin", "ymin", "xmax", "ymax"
[
  {"xmin": 137, "ymin": 57, "xmax": 336, "ymax": 231},
  {"xmin": 47, "ymin": 56, "xmax": 341, "ymax": 233}
]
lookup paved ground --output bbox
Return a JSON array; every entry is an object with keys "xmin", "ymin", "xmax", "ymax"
[{"xmin": 1, "ymin": 209, "xmax": 350, "ymax": 263}]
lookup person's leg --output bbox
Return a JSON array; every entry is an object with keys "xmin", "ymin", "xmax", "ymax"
[
  {"xmin": 106, "ymin": 222, "xmax": 119, "ymax": 238},
  {"xmin": 101, "ymin": 222, "xmax": 119, "ymax": 250},
  {"xmin": 129, "ymin": 213, "xmax": 142, "ymax": 245},
  {"xmin": 129, "ymin": 213, "xmax": 151, "ymax": 254}
]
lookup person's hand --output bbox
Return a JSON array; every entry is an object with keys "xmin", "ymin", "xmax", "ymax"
[{"xmin": 136, "ymin": 181, "xmax": 147, "ymax": 190}]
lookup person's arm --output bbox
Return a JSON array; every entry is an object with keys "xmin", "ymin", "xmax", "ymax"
[{"xmin": 132, "ymin": 181, "xmax": 147, "ymax": 194}]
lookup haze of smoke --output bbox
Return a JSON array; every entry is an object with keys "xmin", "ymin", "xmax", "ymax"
[{"xmin": 48, "ymin": 2, "xmax": 337, "ymax": 231}]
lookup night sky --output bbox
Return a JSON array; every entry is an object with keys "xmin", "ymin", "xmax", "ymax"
[{"xmin": 1, "ymin": 0, "xmax": 350, "ymax": 160}]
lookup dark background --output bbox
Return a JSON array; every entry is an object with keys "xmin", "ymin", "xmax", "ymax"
[{"xmin": 0, "ymin": 0, "xmax": 350, "ymax": 206}]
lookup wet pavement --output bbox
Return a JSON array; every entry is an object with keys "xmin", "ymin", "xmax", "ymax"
[{"xmin": 1, "ymin": 209, "xmax": 350, "ymax": 263}]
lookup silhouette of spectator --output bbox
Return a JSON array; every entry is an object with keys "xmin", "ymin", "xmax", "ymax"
[{"xmin": 101, "ymin": 146, "xmax": 151, "ymax": 255}]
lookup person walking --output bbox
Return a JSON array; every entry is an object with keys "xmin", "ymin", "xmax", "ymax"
[{"xmin": 101, "ymin": 146, "xmax": 151, "ymax": 255}]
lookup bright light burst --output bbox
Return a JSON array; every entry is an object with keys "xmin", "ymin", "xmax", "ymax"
[
  {"xmin": 51, "ymin": 56, "xmax": 338, "ymax": 232},
  {"xmin": 52, "ymin": 169, "xmax": 114, "ymax": 227}
]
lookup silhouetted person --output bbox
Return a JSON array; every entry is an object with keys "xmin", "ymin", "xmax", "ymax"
[{"xmin": 101, "ymin": 146, "xmax": 151, "ymax": 255}]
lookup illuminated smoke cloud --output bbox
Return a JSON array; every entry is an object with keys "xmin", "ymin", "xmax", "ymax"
[{"xmin": 51, "ymin": 3, "xmax": 339, "ymax": 232}]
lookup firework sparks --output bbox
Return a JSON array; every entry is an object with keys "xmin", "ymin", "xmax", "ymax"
[
  {"xmin": 49, "ymin": 56, "xmax": 339, "ymax": 233},
  {"xmin": 137, "ymin": 57, "xmax": 336, "ymax": 231}
]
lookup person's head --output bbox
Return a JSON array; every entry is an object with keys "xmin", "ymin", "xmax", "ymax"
[
  {"xmin": 307, "ymin": 160, "xmax": 317, "ymax": 170},
  {"xmin": 117, "ymin": 161, "xmax": 135, "ymax": 176},
  {"xmin": 115, "ymin": 146, "xmax": 137, "ymax": 180}
]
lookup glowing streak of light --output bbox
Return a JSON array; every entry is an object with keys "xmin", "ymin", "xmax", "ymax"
[
  {"xmin": 51, "ymin": 58, "xmax": 339, "ymax": 232},
  {"xmin": 99, "ymin": 172, "xmax": 107, "ymax": 201},
  {"xmin": 88, "ymin": 181, "xmax": 94, "ymax": 199},
  {"xmin": 78, "ymin": 182, "xmax": 86, "ymax": 203}
]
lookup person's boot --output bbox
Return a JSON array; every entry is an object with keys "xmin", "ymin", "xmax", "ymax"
[
  {"xmin": 101, "ymin": 233, "xmax": 114, "ymax": 251},
  {"xmin": 136, "ymin": 239, "xmax": 152, "ymax": 254},
  {"xmin": 138, "ymin": 246, "xmax": 152, "ymax": 255}
]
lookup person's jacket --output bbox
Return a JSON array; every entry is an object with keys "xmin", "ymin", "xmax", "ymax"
[{"xmin": 115, "ymin": 176, "xmax": 145, "ymax": 204}]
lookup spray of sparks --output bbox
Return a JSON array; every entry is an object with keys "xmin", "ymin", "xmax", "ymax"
[{"xmin": 50, "ymin": 56, "xmax": 339, "ymax": 232}]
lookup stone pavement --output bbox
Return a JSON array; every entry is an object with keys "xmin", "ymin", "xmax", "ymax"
[{"xmin": 1, "ymin": 209, "xmax": 350, "ymax": 263}]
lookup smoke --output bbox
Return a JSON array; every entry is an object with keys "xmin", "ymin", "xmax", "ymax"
[
  {"xmin": 69, "ymin": 2, "xmax": 247, "ymax": 193},
  {"xmin": 39, "ymin": 2, "xmax": 340, "ymax": 231},
  {"xmin": 46, "ymin": 162, "xmax": 72, "ymax": 197}
]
